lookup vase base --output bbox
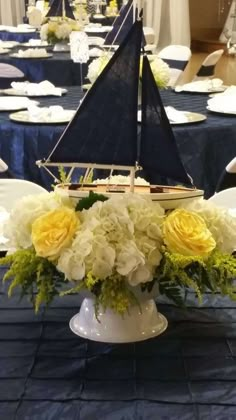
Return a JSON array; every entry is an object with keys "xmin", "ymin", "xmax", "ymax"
[
  {"xmin": 69, "ymin": 298, "xmax": 168, "ymax": 343},
  {"xmin": 53, "ymin": 43, "xmax": 70, "ymax": 52}
]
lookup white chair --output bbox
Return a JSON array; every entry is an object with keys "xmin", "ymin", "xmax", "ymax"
[
  {"xmin": 0, "ymin": 63, "xmax": 25, "ymax": 88},
  {"xmin": 215, "ymin": 157, "xmax": 236, "ymax": 193},
  {"xmin": 193, "ymin": 49, "xmax": 224, "ymax": 81},
  {"xmin": 158, "ymin": 45, "xmax": 191, "ymax": 87},
  {"xmin": 0, "ymin": 179, "xmax": 47, "ymax": 212},
  {"xmin": 209, "ymin": 187, "xmax": 236, "ymax": 211}
]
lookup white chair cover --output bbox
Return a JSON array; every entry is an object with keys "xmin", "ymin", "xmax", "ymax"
[
  {"xmin": 193, "ymin": 49, "xmax": 224, "ymax": 80},
  {"xmin": 0, "ymin": 63, "xmax": 24, "ymax": 78},
  {"xmin": 158, "ymin": 45, "xmax": 191, "ymax": 86},
  {"xmin": 0, "ymin": 179, "xmax": 47, "ymax": 212},
  {"xmin": 208, "ymin": 187, "xmax": 236, "ymax": 210}
]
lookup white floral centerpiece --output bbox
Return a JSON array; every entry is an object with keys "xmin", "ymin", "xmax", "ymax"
[
  {"xmin": 1, "ymin": 191, "xmax": 236, "ymax": 322},
  {"xmin": 40, "ymin": 18, "xmax": 81, "ymax": 45},
  {"xmin": 87, "ymin": 54, "xmax": 170, "ymax": 87}
]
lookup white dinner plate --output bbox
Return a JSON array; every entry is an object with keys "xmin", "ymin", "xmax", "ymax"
[
  {"xmin": 8, "ymin": 28, "xmax": 36, "ymax": 33},
  {"xmin": 10, "ymin": 53, "xmax": 53, "ymax": 59},
  {"xmin": 0, "ymin": 49, "xmax": 10, "ymax": 54},
  {"xmin": 20, "ymin": 42, "xmax": 49, "ymax": 48},
  {"xmin": 137, "ymin": 110, "xmax": 207, "ymax": 124},
  {"xmin": 175, "ymin": 85, "xmax": 226, "ymax": 94},
  {"xmin": 10, "ymin": 109, "xmax": 75, "ymax": 124},
  {"xmin": 0, "ymin": 97, "xmax": 38, "ymax": 111},
  {"xmin": 2, "ymin": 88, "xmax": 67, "ymax": 97},
  {"xmin": 0, "ymin": 41, "xmax": 19, "ymax": 48},
  {"xmin": 207, "ymin": 105, "xmax": 236, "ymax": 115}
]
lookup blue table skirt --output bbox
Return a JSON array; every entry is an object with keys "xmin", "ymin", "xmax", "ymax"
[
  {"xmin": 0, "ymin": 30, "xmax": 39, "ymax": 43},
  {"xmin": 0, "ymin": 53, "xmax": 88, "ymax": 86},
  {"xmin": 0, "ymin": 87, "xmax": 236, "ymax": 197},
  {"xmin": 1, "ymin": 264, "xmax": 236, "ymax": 420}
]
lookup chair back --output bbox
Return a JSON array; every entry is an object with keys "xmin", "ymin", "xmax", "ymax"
[
  {"xmin": 0, "ymin": 179, "xmax": 47, "ymax": 212},
  {"xmin": 158, "ymin": 45, "xmax": 191, "ymax": 87},
  {"xmin": 0, "ymin": 63, "xmax": 25, "ymax": 89},
  {"xmin": 194, "ymin": 49, "xmax": 224, "ymax": 80},
  {"xmin": 215, "ymin": 157, "xmax": 236, "ymax": 192},
  {"xmin": 209, "ymin": 187, "xmax": 236, "ymax": 210}
]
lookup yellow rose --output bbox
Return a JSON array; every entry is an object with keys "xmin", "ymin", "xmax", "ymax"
[
  {"xmin": 163, "ymin": 209, "xmax": 216, "ymax": 257},
  {"xmin": 32, "ymin": 207, "xmax": 78, "ymax": 260}
]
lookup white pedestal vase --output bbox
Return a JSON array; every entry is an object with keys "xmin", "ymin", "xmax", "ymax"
[
  {"xmin": 53, "ymin": 42, "xmax": 70, "ymax": 52},
  {"xmin": 69, "ymin": 296, "xmax": 168, "ymax": 343}
]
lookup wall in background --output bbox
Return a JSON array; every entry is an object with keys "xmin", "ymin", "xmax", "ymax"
[{"xmin": 189, "ymin": 0, "xmax": 231, "ymax": 39}]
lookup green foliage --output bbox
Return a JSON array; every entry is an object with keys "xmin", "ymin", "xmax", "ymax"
[
  {"xmin": 58, "ymin": 166, "xmax": 69, "ymax": 184},
  {"xmin": 75, "ymin": 191, "xmax": 108, "ymax": 212},
  {"xmin": 61, "ymin": 272, "xmax": 138, "ymax": 317},
  {"xmin": 0, "ymin": 249, "xmax": 66, "ymax": 312},
  {"xmin": 155, "ymin": 250, "xmax": 236, "ymax": 305}
]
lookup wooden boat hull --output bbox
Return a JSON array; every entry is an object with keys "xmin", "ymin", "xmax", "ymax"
[{"xmin": 56, "ymin": 184, "xmax": 204, "ymax": 210}]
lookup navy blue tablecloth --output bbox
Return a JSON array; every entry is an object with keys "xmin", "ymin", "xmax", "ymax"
[
  {"xmin": 0, "ymin": 87, "xmax": 236, "ymax": 197},
  {"xmin": 1, "ymin": 264, "xmax": 236, "ymax": 420},
  {"xmin": 0, "ymin": 52, "xmax": 88, "ymax": 86},
  {"xmin": 0, "ymin": 30, "xmax": 39, "ymax": 43}
]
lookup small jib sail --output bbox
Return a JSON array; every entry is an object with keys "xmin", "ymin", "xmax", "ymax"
[
  {"xmin": 37, "ymin": 18, "xmax": 191, "ymax": 187},
  {"xmin": 46, "ymin": 0, "xmax": 75, "ymax": 20},
  {"xmin": 140, "ymin": 55, "xmax": 190, "ymax": 185}
]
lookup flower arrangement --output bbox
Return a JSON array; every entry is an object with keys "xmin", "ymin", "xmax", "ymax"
[
  {"xmin": 87, "ymin": 54, "xmax": 170, "ymax": 87},
  {"xmin": 40, "ymin": 18, "xmax": 81, "ymax": 44},
  {"xmin": 1, "ymin": 191, "xmax": 236, "ymax": 316}
]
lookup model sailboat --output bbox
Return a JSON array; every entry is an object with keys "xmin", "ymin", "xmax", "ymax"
[
  {"xmin": 36, "ymin": 18, "xmax": 203, "ymax": 209},
  {"xmin": 46, "ymin": 0, "xmax": 75, "ymax": 20}
]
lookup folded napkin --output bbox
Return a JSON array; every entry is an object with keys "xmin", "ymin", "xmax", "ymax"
[
  {"xmin": 16, "ymin": 48, "xmax": 48, "ymax": 58},
  {"xmin": 137, "ymin": 107, "xmax": 188, "ymax": 123},
  {"xmin": 0, "ymin": 47, "xmax": 7, "ymax": 54},
  {"xmin": 28, "ymin": 39, "xmax": 48, "ymax": 46},
  {"xmin": 164, "ymin": 106, "xmax": 189, "ymax": 123},
  {"xmin": 207, "ymin": 87, "xmax": 236, "ymax": 113},
  {"xmin": 89, "ymin": 48, "xmax": 103, "ymax": 57},
  {"xmin": 11, "ymin": 80, "xmax": 63, "ymax": 96},
  {"xmin": 27, "ymin": 105, "xmax": 74, "ymax": 122},
  {"xmin": 88, "ymin": 37, "xmax": 104, "ymax": 46},
  {"xmin": 176, "ymin": 78, "xmax": 224, "ymax": 93}
]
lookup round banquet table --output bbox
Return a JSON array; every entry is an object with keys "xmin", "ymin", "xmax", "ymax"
[
  {"xmin": 0, "ymin": 29, "xmax": 38, "ymax": 43},
  {"xmin": 0, "ymin": 87, "xmax": 236, "ymax": 197},
  {"xmin": 1, "ymin": 265, "xmax": 236, "ymax": 420},
  {"xmin": 0, "ymin": 52, "xmax": 88, "ymax": 86}
]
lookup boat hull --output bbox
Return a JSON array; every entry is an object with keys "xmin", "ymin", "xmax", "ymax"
[{"xmin": 56, "ymin": 184, "xmax": 204, "ymax": 210}]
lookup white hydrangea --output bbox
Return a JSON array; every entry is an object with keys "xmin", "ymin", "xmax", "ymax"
[
  {"xmin": 57, "ymin": 194, "xmax": 164, "ymax": 286},
  {"xmin": 55, "ymin": 23, "xmax": 72, "ymax": 40},
  {"xmin": 40, "ymin": 23, "xmax": 48, "ymax": 41},
  {"xmin": 182, "ymin": 198, "xmax": 236, "ymax": 254},
  {"xmin": 4, "ymin": 191, "xmax": 73, "ymax": 249},
  {"xmin": 87, "ymin": 54, "xmax": 111, "ymax": 83},
  {"xmin": 93, "ymin": 175, "xmax": 149, "ymax": 186},
  {"xmin": 150, "ymin": 57, "xmax": 170, "ymax": 88}
]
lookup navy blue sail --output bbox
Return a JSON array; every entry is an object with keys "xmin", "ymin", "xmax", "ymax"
[
  {"xmin": 140, "ymin": 55, "xmax": 191, "ymax": 185},
  {"xmin": 47, "ymin": 20, "xmax": 142, "ymax": 167},
  {"xmin": 104, "ymin": 0, "xmax": 134, "ymax": 45},
  {"xmin": 46, "ymin": 0, "xmax": 75, "ymax": 20}
]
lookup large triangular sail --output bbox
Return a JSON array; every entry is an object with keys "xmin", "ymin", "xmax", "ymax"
[
  {"xmin": 139, "ymin": 55, "xmax": 191, "ymax": 185},
  {"xmin": 46, "ymin": 0, "xmax": 75, "ymax": 20},
  {"xmin": 45, "ymin": 20, "xmax": 142, "ymax": 168}
]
